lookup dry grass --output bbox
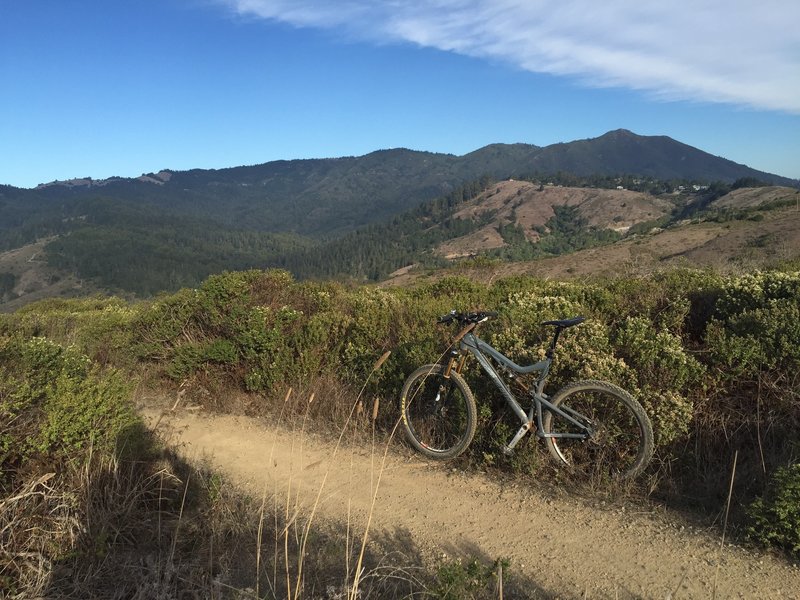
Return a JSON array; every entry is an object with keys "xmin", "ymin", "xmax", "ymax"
[
  {"xmin": 0, "ymin": 428, "xmax": 440, "ymax": 599},
  {"xmin": 0, "ymin": 237, "xmax": 93, "ymax": 313},
  {"xmin": 0, "ymin": 444, "xmax": 190, "ymax": 599}
]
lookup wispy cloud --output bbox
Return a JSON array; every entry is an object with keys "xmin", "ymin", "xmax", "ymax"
[{"xmin": 219, "ymin": 0, "xmax": 800, "ymax": 113}]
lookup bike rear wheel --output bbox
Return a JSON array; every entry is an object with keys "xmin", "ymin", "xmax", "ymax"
[
  {"xmin": 400, "ymin": 364, "xmax": 477, "ymax": 460},
  {"xmin": 542, "ymin": 380, "xmax": 654, "ymax": 481}
]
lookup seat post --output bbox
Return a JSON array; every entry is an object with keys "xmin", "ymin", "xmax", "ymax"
[{"xmin": 546, "ymin": 327, "xmax": 563, "ymax": 359}]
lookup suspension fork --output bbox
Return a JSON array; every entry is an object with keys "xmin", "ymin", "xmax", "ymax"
[
  {"xmin": 444, "ymin": 322, "xmax": 475, "ymax": 378},
  {"xmin": 443, "ymin": 349, "xmax": 468, "ymax": 378}
]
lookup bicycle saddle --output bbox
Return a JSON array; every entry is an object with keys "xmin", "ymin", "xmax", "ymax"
[{"xmin": 541, "ymin": 316, "xmax": 585, "ymax": 328}]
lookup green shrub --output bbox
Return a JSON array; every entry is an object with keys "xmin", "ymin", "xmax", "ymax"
[
  {"xmin": 747, "ymin": 464, "xmax": 800, "ymax": 556},
  {"xmin": 714, "ymin": 271, "xmax": 800, "ymax": 320},
  {"xmin": 0, "ymin": 296, "xmax": 139, "ymax": 366},
  {"xmin": 340, "ymin": 287, "xmax": 404, "ymax": 381},
  {"xmin": 134, "ymin": 270, "xmax": 308, "ymax": 391},
  {"xmin": 706, "ymin": 299, "xmax": 800, "ymax": 375},
  {"xmin": 613, "ymin": 317, "xmax": 704, "ymax": 446},
  {"xmin": 0, "ymin": 336, "xmax": 136, "ymax": 476},
  {"xmin": 602, "ymin": 269, "xmax": 724, "ymax": 336},
  {"xmin": 433, "ymin": 557, "xmax": 506, "ymax": 600}
]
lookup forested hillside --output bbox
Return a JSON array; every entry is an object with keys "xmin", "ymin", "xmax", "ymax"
[
  {"xmin": 43, "ymin": 198, "xmax": 312, "ymax": 296},
  {"xmin": 1, "ymin": 179, "xmax": 799, "ymax": 303}
]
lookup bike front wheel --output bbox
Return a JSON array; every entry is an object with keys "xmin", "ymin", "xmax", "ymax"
[
  {"xmin": 542, "ymin": 380, "xmax": 654, "ymax": 481},
  {"xmin": 400, "ymin": 364, "xmax": 477, "ymax": 460}
]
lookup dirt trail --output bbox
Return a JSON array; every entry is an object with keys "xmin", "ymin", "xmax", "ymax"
[{"xmin": 142, "ymin": 406, "xmax": 800, "ymax": 599}]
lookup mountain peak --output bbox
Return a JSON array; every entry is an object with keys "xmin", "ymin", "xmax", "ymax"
[{"xmin": 607, "ymin": 128, "xmax": 636, "ymax": 136}]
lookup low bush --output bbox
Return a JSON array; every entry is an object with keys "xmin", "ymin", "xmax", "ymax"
[
  {"xmin": 0, "ymin": 296, "xmax": 140, "ymax": 367},
  {"xmin": 0, "ymin": 336, "xmax": 137, "ymax": 481},
  {"xmin": 0, "ymin": 335, "xmax": 149, "ymax": 597},
  {"xmin": 433, "ymin": 557, "xmax": 508, "ymax": 600},
  {"xmin": 747, "ymin": 463, "xmax": 800, "ymax": 557}
]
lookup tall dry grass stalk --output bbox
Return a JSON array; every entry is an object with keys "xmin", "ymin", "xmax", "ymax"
[
  {"xmin": 756, "ymin": 377, "xmax": 767, "ymax": 475},
  {"xmin": 234, "ymin": 344, "xmax": 483, "ymax": 598},
  {"xmin": 349, "ymin": 411, "xmax": 405, "ymax": 600},
  {"xmin": 168, "ymin": 472, "xmax": 191, "ymax": 567},
  {"xmin": 291, "ymin": 392, "xmax": 318, "ymax": 597},
  {"xmin": 0, "ymin": 471, "xmax": 57, "ymax": 598},
  {"xmin": 370, "ymin": 397, "xmax": 380, "ymax": 493},
  {"xmin": 496, "ymin": 561, "xmax": 504, "ymax": 600},
  {"xmin": 255, "ymin": 386, "xmax": 292, "ymax": 598},
  {"xmin": 290, "ymin": 350, "xmax": 391, "ymax": 599},
  {"xmin": 345, "ymin": 425, "xmax": 357, "ymax": 590},
  {"xmin": 712, "ymin": 450, "xmax": 738, "ymax": 600},
  {"xmin": 248, "ymin": 351, "xmax": 395, "ymax": 598}
]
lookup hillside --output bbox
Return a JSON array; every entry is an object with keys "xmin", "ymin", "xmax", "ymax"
[
  {"xmin": 386, "ymin": 189, "xmax": 800, "ymax": 286},
  {"xmin": 523, "ymin": 129, "xmax": 789, "ymax": 182},
  {"xmin": 302, "ymin": 181, "xmax": 800, "ymax": 285},
  {"xmin": 1, "ymin": 130, "xmax": 798, "ymax": 307},
  {"xmin": 437, "ymin": 180, "xmax": 673, "ymax": 258},
  {"xmin": 1, "ymin": 182, "xmax": 799, "ymax": 309},
  {"xmin": 4, "ymin": 130, "xmax": 795, "ymax": 242},
  {"xmin": 0, "ymin": 238, "xmax": 95, "ymax": 311}
]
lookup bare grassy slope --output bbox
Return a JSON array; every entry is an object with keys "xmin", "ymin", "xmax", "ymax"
[
  {"xmin": 713, "ymin": 186, "xmax": 800, "ymax": 209},
  {"xmin": 438, "ymin": 180, "xmax": 672, "ymax": 258},
  {"xmin": 0, "ymin": 238, "xmax": 94, "ymax": 312},
  {"xmin": 388, "ymin": 204, "xmax": 800, "ymax": 286}
]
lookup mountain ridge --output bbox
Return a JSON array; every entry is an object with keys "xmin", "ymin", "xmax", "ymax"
[{"xmin": 20, "ymin": 129, "xmax": 797, "ymax": 192}]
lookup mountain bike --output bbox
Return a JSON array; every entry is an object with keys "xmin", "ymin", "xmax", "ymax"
[{"xmin": 400, "ymin": 311, "xmax": 654, "ymax": 480}]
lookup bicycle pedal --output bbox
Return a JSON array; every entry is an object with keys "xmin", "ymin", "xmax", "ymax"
[{"xmin": 501, "ymin": 445, "xmax": 513, "ymax": 456}]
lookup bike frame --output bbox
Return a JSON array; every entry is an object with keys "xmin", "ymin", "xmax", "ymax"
[{"xmin": 450, "ymin": 329, "xmax": 593, "ymax": 454}]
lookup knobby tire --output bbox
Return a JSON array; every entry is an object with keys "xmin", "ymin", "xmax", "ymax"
[
  {"xmin": 542, "ymin": 379, "xmax": 654, "ymax": 481},
  {"xmin": 400, "ymin": 364, "xmax": 477, "ymax": 460}
]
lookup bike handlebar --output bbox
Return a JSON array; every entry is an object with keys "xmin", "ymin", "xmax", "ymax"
[
  {"xmin": 438, "ymin": 311, "xmax": 585, "ymax": 329},
  {"xmin": 438, "ymin": 310, "xmax": 499, "ymax": 325}
]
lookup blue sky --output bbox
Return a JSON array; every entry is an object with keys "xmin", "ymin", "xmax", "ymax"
[{"xmin": 1, "ymin": 0, "xmax": 798, "ymax": 188}]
